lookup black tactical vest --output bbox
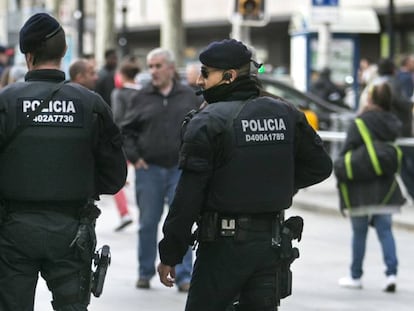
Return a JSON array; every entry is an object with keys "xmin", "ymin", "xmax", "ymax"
[
  {"xmin": 205, "ymin": 97, "xmax": 297, "ymax": 214},
  {"xmin": 0, "ymin": 88, "xmax": 95, "ymax": 201}
]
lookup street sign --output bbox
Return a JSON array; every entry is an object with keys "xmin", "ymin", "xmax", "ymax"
[
  {"xmin": 312, "ymin": 0, "xmax": 339, "ymax": 6},
  {"xmin": 311, "ymin": 0, "xmax": 339, "ymax": 24}
]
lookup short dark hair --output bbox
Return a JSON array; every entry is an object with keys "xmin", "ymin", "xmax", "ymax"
[
  {"xmin": 377, "ymin": 58, "xmax": 395, "ymax": 76},
  {"xmin": 31, "ymin": 28, "xmax": 66, "ymax": 65},
  {"xmin": 400, "ymin": 54, "xmax": 414, "ymax": 67},
  {"xmin": 371, "ymin": 82, "xmax": 392, "ymax": 111},
  {"xmin": 119, "ymin": 60, "xmax": 140, "ymax": 80},
  {"xmin": 105, "ymin": 49, "xmax": 117, "ymax": 59},
  {"xmin": 69, "ymin": 59, "xmax": 88, "ymax": 81}
]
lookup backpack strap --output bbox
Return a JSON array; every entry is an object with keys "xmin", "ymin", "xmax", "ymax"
[{"xmin": 354, "ymin": 118, "xmax": 383, "ymax": 176}]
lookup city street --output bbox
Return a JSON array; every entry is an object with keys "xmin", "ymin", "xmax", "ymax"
[{"xmin": 34, "ymin": 181, "xmax": 414, "ymax": 311}]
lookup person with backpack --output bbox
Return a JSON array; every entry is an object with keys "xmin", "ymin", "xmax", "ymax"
[{"xmin": 335, "ymin": 82, "xmax": 405, "ymax": 293}]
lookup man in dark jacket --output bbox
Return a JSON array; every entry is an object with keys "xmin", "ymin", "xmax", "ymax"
[
  {"xmin": 157, "ymin": 39, "xmax": 332, "ymax": 311},
  {"xmin": 122, "ymin": 47, "xmax": 200, "ymax": 292},
  {"xmin": 0, "ymin": 13, "xmax": 127, "ymax": 311},
  {"xmin": 95, "ymin": 48, "xmax": 118, "ymax": 107}
]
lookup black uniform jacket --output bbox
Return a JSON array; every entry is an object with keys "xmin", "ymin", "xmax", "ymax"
[
  {"xmin": 159, "ymin": 78, "xmax": 332, "ymax": 266},
  {"xmin": 0, "ymin": 69, "xmax": 127, "ymax": 202}
]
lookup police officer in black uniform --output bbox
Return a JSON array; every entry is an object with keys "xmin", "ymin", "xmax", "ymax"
[
  {"xmin": 0, "ymin": 13, "xmax": 127, "ymax": 311},
  {"xmin": 157, "ymin": 39, "xmax": 332, "ymax": 311}
]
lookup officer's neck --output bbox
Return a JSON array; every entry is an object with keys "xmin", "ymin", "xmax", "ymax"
[{"xmin": 28, "ymin": 61, "xmax": 62, "ymax": 71}]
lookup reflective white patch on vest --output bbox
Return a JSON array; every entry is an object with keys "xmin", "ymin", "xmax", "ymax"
[
  {"xmin": 241, "ymin": 118, "xmax": 286, "ymax": 132},
  {"xmin": 22, "ymin": 100, "xmax": 76, "ymax": 113},
  {"xmin": 236, "ymin": 116, "xmax": 290, "ymax": 145},
  {"xmin": 18, "ymin": 98, "xmax": 84, "ymax": 128}
]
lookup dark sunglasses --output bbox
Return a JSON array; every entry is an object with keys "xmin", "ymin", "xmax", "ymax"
[{"xmin": 200, "ymin": 67, "xmax": 222, "ymax": 79}]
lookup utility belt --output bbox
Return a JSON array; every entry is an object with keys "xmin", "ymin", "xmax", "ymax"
[{"xmin": 197, "ymin": 211, "xmax": 282, "ymax": 242}]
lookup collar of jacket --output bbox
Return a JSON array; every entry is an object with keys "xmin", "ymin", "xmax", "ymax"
[
  {"xmin": 25, "ymin": 69, "xmax": 66, "ymax": 82},
  {"xmin": 203, "ymin": 75, "xmax": 260, "ymax": 104},
  {"xmin": 144, "ymin": 79, "xmax": 185, "ymax": 96}
]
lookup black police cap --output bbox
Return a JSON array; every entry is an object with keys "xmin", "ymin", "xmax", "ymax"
[
  {"xmin": 199, "ymin": 39, "xmax": 252, "ymax": 69},
  {"xmin": 19, "ymin": 13, "xmax": 62, "ymax": 54}
]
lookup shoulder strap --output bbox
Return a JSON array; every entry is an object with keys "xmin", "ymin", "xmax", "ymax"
[
  {"xmin": 354, "ymin": 118, "xmax": 383, "ymax": 176},
  {"xmin": 227, "ymin": 99, "xmax": 249, "ymax": 131},
  {"xmin": 0, "ymin": 80, "xmax": 67, "ymax": 153}
]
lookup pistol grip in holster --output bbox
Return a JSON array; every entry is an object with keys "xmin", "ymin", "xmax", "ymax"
[{"xmin": 91, "ymin": 245, "xmax": 111, "ymax": 297}]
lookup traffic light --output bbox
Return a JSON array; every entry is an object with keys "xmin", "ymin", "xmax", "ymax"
[{"xmin": 237, "ymin": 0, "xmax": 265, "ymax": 21}]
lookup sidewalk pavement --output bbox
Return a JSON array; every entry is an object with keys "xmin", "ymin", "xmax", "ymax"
[{"xmin": 293, "ymin": 174, "xmax": 414, "ymax": 231}]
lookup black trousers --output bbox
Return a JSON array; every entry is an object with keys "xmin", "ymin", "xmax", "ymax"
[
  {"xmin": 0, "ymin": 210, "xmax": 92, "ymax": 311},
  {"xmin": 185, "ymin": 229, "xmax": 280, "ymax": 311}
]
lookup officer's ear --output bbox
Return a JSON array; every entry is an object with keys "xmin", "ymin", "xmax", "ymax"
[{"xmin": 222, "ymin": 69, "xmax": 237, "ymax": 83}]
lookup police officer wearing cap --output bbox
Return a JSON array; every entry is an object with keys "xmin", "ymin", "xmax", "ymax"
[
  {"xmin": 0, "ymin": 13, "xmax": 127, "ymax": 311},
  {"xmin": 157, "ymin": 39, "xmax": 332, "ymax": 311}
]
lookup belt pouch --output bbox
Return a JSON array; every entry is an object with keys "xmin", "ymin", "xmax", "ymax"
[{"xmin": 200, "ymin": 212, "xmax": 218, "ymax": 242}]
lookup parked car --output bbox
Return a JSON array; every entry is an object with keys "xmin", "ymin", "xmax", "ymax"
[{"xmin": 258, "ymin": 75, "xmax": 355, "ymax": 131}]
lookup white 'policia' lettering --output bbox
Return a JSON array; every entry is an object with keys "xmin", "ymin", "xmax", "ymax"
[
  {"xmin": 22, "ymin": 100, "xmax": 76, "ymax": 113},
  {"xmin": 241, "ymin": 118, "xmax": 286, "ymax": 132}
]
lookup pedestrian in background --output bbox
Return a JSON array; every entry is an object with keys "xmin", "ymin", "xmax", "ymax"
[
  {"xmin": 0, "ymin": 45, "xmax": 10, "ymax": 80},
  {"xmin": 185, "ymin": 61, "xmax": 205, "ymax": 106},
  {"xmin": 359, "ymin": 58, "xmax": 414, "ymax": 202},
  {"xmin": 0, "ymin": 63, "xmax": 27, "ymax": 88},
  {"xmin": 110, "ymin": 58, "xmax": 142, "ymax": 232},
  {"xmin": 69, "ymin": 58, "xmax": 98, "ymax": 90},
  {"xmin": 358, "ymin": 57, "xmax": 378, "ymax": 91},
  {"xmin": 335, "ymin": 82, "xmax": 405, "ymax": 292},
  {"xmin": 0, "ymin": 13, "xmax": 127, "ymax": 311},
  {"xmin": 122, "ymin": 47, "xmax": 200, "ymax": 291},
  {"xmin": 70, "ymin": 57, "xmax": 134, "ymax": 232},
  {"xmin": 111, "ymin": 58, "xmax": 141, "ymax": 125},
  {"xmin": 95, "ymin": 48, "xmax": 118, "ymax": 107},
  {"xmin": 157, "ymin": 39, "xmax": 332, "ymax": 310},
  {"xmin": 396, "ymin": 54, "xmax": 414, "ymax": 100},
  {"xmin": 310, "ymin": 67, "xmax": 346, "ymax": 106}
]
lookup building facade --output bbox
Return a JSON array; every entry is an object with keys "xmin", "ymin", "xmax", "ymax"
[{"xmin": 2, "ymin": 0, "xmax": 414, "ymax": 75}]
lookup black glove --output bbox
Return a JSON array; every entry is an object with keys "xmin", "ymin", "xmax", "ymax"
[{"xmin": 283, "ymin": 216, "xmax": 304, "ymax": 242}]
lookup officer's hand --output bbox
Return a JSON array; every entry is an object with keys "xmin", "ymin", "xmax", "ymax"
[
  {"xmin": 135, "ymin": 158, "xmax": 149, "ymax": 170},
  {"xmin": 157, "ymin": 263, "xmax": 175, "ymax": 287}
]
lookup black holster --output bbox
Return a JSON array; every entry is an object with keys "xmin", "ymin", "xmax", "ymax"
[
  {"xmin": 70, "ymin": 200, "xmax": 101, "ymax": 255},
  {"xmin": 69, "ymin": 200, "xmax": 102, "ymax": 303},
  {"xmin": 273, "ymin": 216, "xmax": 303, "ymax": 300},
  {"xmin": 198, "ymin": 212, "xmax": 219, "ymax": 242}
]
